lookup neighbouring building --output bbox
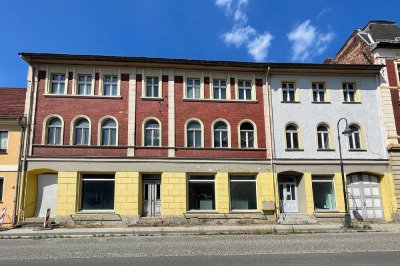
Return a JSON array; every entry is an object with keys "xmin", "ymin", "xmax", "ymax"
[
  {"xmin": 0, "ymin": 88, "xmax": 26, "ymax": 227},
  {"xmin": 329, "ymin": 20, "xmax": 400, "ymax": 219},
  {"xmin": 16, "ymin": 52, "xmax": 398, "ymax": 225}
]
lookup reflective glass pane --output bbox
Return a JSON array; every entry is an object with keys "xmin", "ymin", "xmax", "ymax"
[
  {"xmin": 230, "ymin": 180, "xmax": 257, "ymax": 210},
  {"xmin": 188, "ymin": 181, "xmax": 215, "ymax": 210},
  {"xmin": 81, "ymin": 175, "xmax": 115, "ymax": 210},
  {"xmin": 195, "ymin": 131, "xmax": 201, "ymax": 147},
  {"xmin": 312, "ymin": 180, "xmax": 336, "ymax": 210}
]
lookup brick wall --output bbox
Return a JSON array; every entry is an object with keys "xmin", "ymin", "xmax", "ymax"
[
  {"xmin": 332, "ymin": 31, "xmax": 374, "ymax": 64},
  {"xmin": 387, "ymin": 60, "xmax": 400, "ymax": 139}
]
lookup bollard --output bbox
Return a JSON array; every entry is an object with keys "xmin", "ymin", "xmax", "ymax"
[
  {"xmin": 0, "ymin": 207, "xmax": 7, "ymax": 229},
  {"xmin": 43, "ymin": 208, "xmax": 51, "ymax": 229}
]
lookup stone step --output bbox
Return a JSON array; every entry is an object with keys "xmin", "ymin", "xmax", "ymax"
[{"xmin": 278, "ymin": 214, "xmax": 319, "ymax": 225}]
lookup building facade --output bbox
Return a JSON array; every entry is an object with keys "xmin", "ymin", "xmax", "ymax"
[
  {"xmin": 330, "ymin": 20, "xmax": 400, "ymax": 218},
  {"xmin": 0, "ymin": 88, "xmax": 26, "ymax": 227},
  {"xmin": 17, "ymin": 53, "xmax": 398, "ymax": 224}
]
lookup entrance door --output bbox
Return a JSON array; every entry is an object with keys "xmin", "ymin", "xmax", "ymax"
[
  {"xmin": 34, "ymin": 174, "xmax": 58, "ymax": 218},
  {"xmin": 142, "ymin": 174, "xmax": 161, "ymax": 217},
  {"xmin": 347, "ymin": 174, "xmax": 383, "ymax": 220},
  {"xmin": 279, "ymin": 178, "xmax": 298, "ymax": 213}
]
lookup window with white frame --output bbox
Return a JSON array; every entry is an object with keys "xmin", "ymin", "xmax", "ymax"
[
  {"xmin": 77, "ymin": 75, "xmax": 92, "ymax": 95},
  {"xmin": 282, "ymin": 82, "xmax": 296, "ymax": 102},
  {"xmin": 187, "ymin": 121, "xmax": 202, "ymax": 147},
  {"xmin": 188, "ymin": 176, "xmax": 215, "ymax": 210},
  {"xmin": 285, "ymin": 124, "xmax": 299, "ymax": 149},
  {"xmin": 186, "ymin": 78, "xmax": 201, "ymax": 99},
  {"xmin": 50, "ymin": 74, "xmax": 65, "ymax": 94},
  {"xmin": 81, "ymin": 174, "xmax": 115, "ymax": 210},
  {"xmin": 47, "ymin": 118, "xmax": 62, "ymax": 145},
  {"xmin": 312, "ymin": 176, "xmax": 336, "ymax": 210},
  {"xmin": 214, "ymin": 121, "xmax": 229, "ymax": 148},
  {"xmin": 343, "ymin": 83, "xmax": 356, "ymax": 102},
  {"xmin": 103, "ymin": 75, "xmax": 118, "ymax": 96},
  {"xmin": 238, "ymin": 80, "xmax": 252, "ymax": 100},
  {"xmin": 348, "ymin": 124, "xmax": 362, "ymax": 149},
  {"xmin": 317, "ymin": 125, "xmax": 330, "ymax": 150},
  {"xmin": 101, "ymin": 119, "xmax": 117, "ymax": 146},
  {"xmin": 0, "ymin": 177, "xmax": 3, "ymax": 202},
  {"xmin": 240, "ymin": 122, "xmax": 254, "ymax": 148},
  {"xmin": 230, "ymin": 176, "xmax": 257, "ymax": 210},
  {"xmin": 213, "ymin": 79, "xmax": 227, "ymax": 99},
  {"xmin": 74, "ymin": 118, "xmax": 89, "ymax": 145},
  {"xmin": 146, "ymin": 77, "xmax": 159, "ymax": 97},
  {"xmin": 0, "ymin": 131, "xmax": 8, "ymax": 152},
  {"xmin": 312, "ymin": 82, "xmax": 326, "ymax": 102},
  {"xmin": 144, "ymin": 119, "xmax": 160, "ymax": 146}
]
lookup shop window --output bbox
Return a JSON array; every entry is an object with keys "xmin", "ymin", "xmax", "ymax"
[
  {"xmin": 188, "ymin": 176, "xmax": 215, "ymax": 210},
  {"xmin": 312, "ymin": 176, "xmax": 336, "ymax": 211},
  {"xmin": 230, "ymin": 176, "xmax": 257, "ymax": 210},
  {"xmin": 81, "ymin": 174, "xmax": 115, "ymax": 210}
]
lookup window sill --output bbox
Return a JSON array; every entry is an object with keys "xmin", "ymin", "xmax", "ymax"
[
  {"xmin": 317, "ymin": 148, "xmax": 335, "ymax": 152},
  {"xmin": 76, "ymin": 210, "xmax": 115, "ymax": 214},
  {"xmin": 281, "ymin": 101, "xmax": 300, "ymax": 104},
  {"xmin": 230, "ymin": 210, "xmax": 260, "ymax": 213},
  {"xmin": 348, "ymin": 149, "xmax": 367, "ymax": 152},
  {"xmin": 0, "ymin": 151, "xmax": 7, "ymax": 154},
  {"xmin": 314, "ymin": 209, "xmax": 338, "ymax": 213},
  {"xmin": 183, "ymin": 98, "xmax": 258, "ymax": 103},
  {"xmin": 342, "ymin": 101, "xmax": 361, "ymax": 104},
  {"xmin": 285, "ymin": 148, "xmax": 304, "ymax": 152},
  {"xmin": 311, "ymin": 101, "xmax": 331, "ymax": 104},
  {"xmin": 185, "ymin": 210, "xmax": 218, "ymax": 214},
  {"xmin": 140, "ymin": 96, "xmax": 164, "ymax": 101},
  {"xmin": 44, "ymin": 94, "xmax": 122, "ymax": 99}
]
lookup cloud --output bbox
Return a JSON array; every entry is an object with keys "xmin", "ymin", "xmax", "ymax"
[
  {"xmin": 216, "ymin": 0, "xmax": 274, "ymax": 62},
  {"xmin": 317, "ymin": 7, "xmax": 332, "ymax": 20},
  {"xmin": 247, "ymin": 32, "xmax": 273, "ymax": 62},
  {"xmin": 287, "ymin": 20, "xmax": 334, "ymax": 62}
]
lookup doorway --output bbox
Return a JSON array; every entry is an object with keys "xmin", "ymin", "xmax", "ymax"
[
  {"xmin": 142, "ymin": 174, "xmax": 161, "ymax": 217},
  {"xmin": 279, "ymin": 177, "xmax": 298, "ymax": 213}
]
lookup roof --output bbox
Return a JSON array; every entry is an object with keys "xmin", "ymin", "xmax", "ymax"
[
  {"xmin": 362, "ymin": 20, "xmax": 400, "ymax": 42},
  {"xmin": 19, "ymin": 52, "xmax": 383, "ymax": 75},
  {"xmin": 0, "ymin": 88, "xmax": 26, "ymax": 118}
]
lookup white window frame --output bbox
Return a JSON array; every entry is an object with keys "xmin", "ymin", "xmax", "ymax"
[
  {"xmin": 348, "ymin": 124, "xmax": 362, "ymax": 150},
  {"xmin": 0, "ymin": 131, "xmax": 8, "ymax": 152},
  {"xmin": 317, "ymin": 124, "xmax": 330, "ymax": 150},
  {"xmin": 312, "ymin": 176, "xmax": 337, "ymax": 211},
  {"xmin": 187, "ymin": 175, "xmax": 216, "ymax": 211},
  {"xmin": 142, "ymin": 117, "xmax": 161, "ymax": 147},
  {"xmin": 50, "ymin": 73, "xmax": 67, "ymax": 95},
  {"xmin": 282, "ymin": 82, "xmax": 296, "ymax": 102},
  {"xmin": 98, "ymin": 116, "xmax": 119, "ymax": 146},
  {"xmin": 212, "ymin": 79, "xmax": 227, "ymax": 100},
  {"xmin": 212, "ymin": 119, "xmax": 231, "ymax": 148},
  {"xmin": 185, "ymin": 119, "xmax": 204, "ymax": 148},
  {"xmin": 186, "ymin": 78, "xmax": 202, "ymax": 99},
  {"xmin": 237, "ymin": 79, "xmax": 253, "ymax": 100},
  {"xmin": 312, "ymin": 82, "xmax": 326, "ymax": 102},
  {"xmin": 42, "ymin": 115, "xmax": 64, "ymax": 145},
  {"xmin": 70, "ymin": 115, "xmax": 91, "ymax": 146},
  {"xmin": 102, "ymin": 75, "xmax": 119, "ymax": 96},
  {"xmin": 239, "ymin": 120, "xmax": 257, "ymax": 148},
  {"xmin": 285, "ymin": 124, "xmax": 300, "ymax": 150},
  {"xmin": 77, "ymin": 74, "xmax": 93, "ymax": 96},
  {"xmin": 343, "ymin": 82, "xmax": 357, "ymax": 102},
  {"xmin": 144, "ymin": 76, "xmax": 161, "ymax": 98},
  {"xmin": 229, "ymin": 175, "xmax": 258, "ymax": 211}
]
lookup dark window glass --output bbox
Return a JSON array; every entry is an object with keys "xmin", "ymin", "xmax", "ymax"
[
  {"xmin": 188, "ymin": 176, "xmax": 215, "ymax": 210},
  {"xmin": 81, "ymin": 175, "xmax": 115, "ymax": 210},
  {"xmin": 230, "ymin": 176, "xmax": 257, "ymax": 210}
]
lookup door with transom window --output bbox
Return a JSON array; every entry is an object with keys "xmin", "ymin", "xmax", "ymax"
[
  {"xmin": 142, "ymin": 174, "xmax": 161, "ymax": 217},
  {"xmin": 279, "ymin": 177, "xmax": 298, "ymax": 213}
]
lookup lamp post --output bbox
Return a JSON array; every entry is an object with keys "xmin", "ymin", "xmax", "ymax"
[{"xmin": 337, "ymin": 118, "xmax": 354, "ymax": 228}]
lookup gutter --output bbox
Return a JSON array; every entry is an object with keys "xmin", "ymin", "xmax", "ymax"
[{"xmin": 13, "ymin": 116, "xmax": 26, "ymax": 225}]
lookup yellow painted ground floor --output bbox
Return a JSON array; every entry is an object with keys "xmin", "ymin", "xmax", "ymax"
[
  {"xmin": 17, "ymin": 168, "xmax": 398, "ymax": 223},
  {"xmin": 0, "ymin": 171, "xmax": 17, "ymax": 227}
]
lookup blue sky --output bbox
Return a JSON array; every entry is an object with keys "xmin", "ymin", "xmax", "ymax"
[{"xmin": 1, "ymin": 0, "xmax": 399, "ymax": 87}]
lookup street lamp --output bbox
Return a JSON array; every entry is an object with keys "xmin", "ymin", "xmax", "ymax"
[{"xmin": 337, "ymin": 118, "xmax": 354, "ymax": 228}]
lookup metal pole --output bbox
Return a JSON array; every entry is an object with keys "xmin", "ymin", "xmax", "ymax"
[{"xmin": 337, "ymin": 118, "xmax": 352, "ymax": 228}]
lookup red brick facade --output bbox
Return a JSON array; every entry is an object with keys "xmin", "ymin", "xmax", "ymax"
[{"xmin": 330, "ymin": 31, "xmax": 374, "ymax": 64}]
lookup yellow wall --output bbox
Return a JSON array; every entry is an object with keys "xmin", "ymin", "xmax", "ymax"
[
  {"xmin": 0, "ymin": 123, "xmax": 21, "ymax": 165},
  {"xmin": 380, "ymin": 172, "xmax": 398, "ymax": 221},
  {"xmin": 161, "ymin": 172, "xmax": 186, "ymax": 215},
  {"xmin": 114, "ymin": 172, "xmax": 140, "ymax": 216},
  {"xmin": 333, "ymin": 173, "xmax": 346, "ymax": 212},
  {"xmin": 0, "ymin": 172, "xmax": 17, "ymax": 225},
  {"xmin": 216, "ymin": 172, "xmax": 229, "ymax": 213},
  {"xmin": 304, "ymin": 172, "xmax": 314, "ymax": 214},
  {"xmin": 257, "ymin": 172, "xmax": 275, "ymax": 212},
  {"xmin": 56, "ymin": 172, "xmax": 78, "ymax": 216},
  {"xmin": 23, "ymin": 171, "xmax": 38, "ymax": 218}
]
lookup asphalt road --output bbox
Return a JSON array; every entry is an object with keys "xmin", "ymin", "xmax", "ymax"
[{"xmin": 0, "ymin": 232, "xmax": 399, "ymax": 265}]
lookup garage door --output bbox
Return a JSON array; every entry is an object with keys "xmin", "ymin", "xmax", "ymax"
[
  {"xmin": 347, "ymin": 174, "xmax": 383, "ymax": 220},
  {"xmin": 34, "ymin": 174, "xmax": 58, "ymax": 218}
]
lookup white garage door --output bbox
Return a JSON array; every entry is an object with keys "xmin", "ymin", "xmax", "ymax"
[
  {"xmin": 347, "ymin": 174, "xmax": 383, "ymax": 220},
  {"xmin": 34, "ymin": 174, "xmax": 58, "ymax": 218}
]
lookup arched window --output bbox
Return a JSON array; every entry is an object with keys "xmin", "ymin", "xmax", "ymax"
[
  {"xmin": 317, "ymin": 124, "xmax": 330, "ymax": 150},
  {"xmin": 47, "ymin": 118, "xmax": 62, "ymax": 145},
  {"xmin": 240, "ymin": 122, "xmax": 254, "ymax": 148},
  {"xmin": 349, "ymin": 124, "xmax": 361, "ymax": 149},
  {"xmin": 214, "ymin": 121, "xmax": 228, "ymax": 148},
  {"xmin": 285, "ymin": 124, "xmax": 299, "ymax": 149},
  {"xmin": 187, "ymin": 121, "xmax": 202, "ymax": 147},
  {"xmin": 145, "ymin": 119, "xmax": 160, "ymax": 146},
  {"xmin": 101, "ymin": 119, "xmax": 117, "ymax": 146},
  {"xmin": 74, "ymin": 118, "xmax": 89, "ymax": 145}
]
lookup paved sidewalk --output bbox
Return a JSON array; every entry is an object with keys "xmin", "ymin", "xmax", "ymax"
[{"xmin": 1, "ymin": 223, "xmax": 399, "ymax": 239}]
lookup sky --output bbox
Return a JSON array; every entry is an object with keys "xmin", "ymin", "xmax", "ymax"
[{"xmin": 0, "ymin": 0, "xmax": 399, "ymax": 88}]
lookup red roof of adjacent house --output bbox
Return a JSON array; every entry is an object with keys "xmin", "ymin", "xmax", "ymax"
[{"xmin": 0, "ymin": 87, "xmax": 26, "ymax": 118}]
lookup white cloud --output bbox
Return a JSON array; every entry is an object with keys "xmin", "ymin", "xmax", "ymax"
[
  {"xmin": 247, "ymin": 32, "xmax": 273, "ymax": 61},
  {"xmin": 215, "ymin": 0, "xmax": 232, "ymax": 9},
  {"xmin": 287, "ymin": 20, "xmax": 334, "ymax": 62},
  {"xmin": 234, "ymin": 0, "xmax": 248, "ymax": 23},
  {"xmin": 317, "ymin": 7, "xmax": 332, "ymax": 20},
  {"xmin": 222, "ymin": 26, "xmax": 256, "ymax": 47}
]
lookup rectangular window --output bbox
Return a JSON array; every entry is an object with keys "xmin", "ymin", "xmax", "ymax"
[
  {"xmin": 312, "ymin": 82, "xmax": 326, "ymax": 102},
  {"xmin": 0, "ymin": 178, "xmax": 3, "ymax": 202},
  {"xmin": 343, "ymin": 83, "xmax": 356, "ymax": 102},
  {"xmin": 186, "ymin": 78, "xmax": 201, "ymax": 99},
  {"xmin": 282, "ymin": 82, "xmax": 296, "ymax": 102},
  {"xmin": 81, "ymin": 174, "xmax": 115, "ymax": 210},
  {"xmin": 238, "ymin": 80, "xmax": 252, "ymax": 100},
  {"xmin": 146, "ymin": 77, "xmax": 159, "ymax": 97},
  {"xmin": 50, "ymin": 74, "xmax": 65, "ymax": 94},
  {"xmin": 230, "ymin": 176, "xmax": 257, "ymax": 210},
  {"xmin": 0, "ymin": 131, "xmax": 8, "ymax": 152},
  {"xmin": 213, "ymin": 79, "xmax": 227, "ymax": 99},
  {"xmin": 103, "ymin": 75, "xmax": 118, "ymax": 96},
  {"xmin": 77, "ymin": 75, "xmax": 92, "ymax": 95},
  {"xmin": 312, "ymin": 176, "xmax": 336, "ymax": 211},
  {"xmin": 188, "ymin": 176, "xmax": 215, "ymax": 210}
]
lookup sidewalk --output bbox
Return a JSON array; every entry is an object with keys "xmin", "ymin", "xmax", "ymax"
[{"xmin": 1, "ymin": 223, "xmax": 399, "ymax": 239}]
